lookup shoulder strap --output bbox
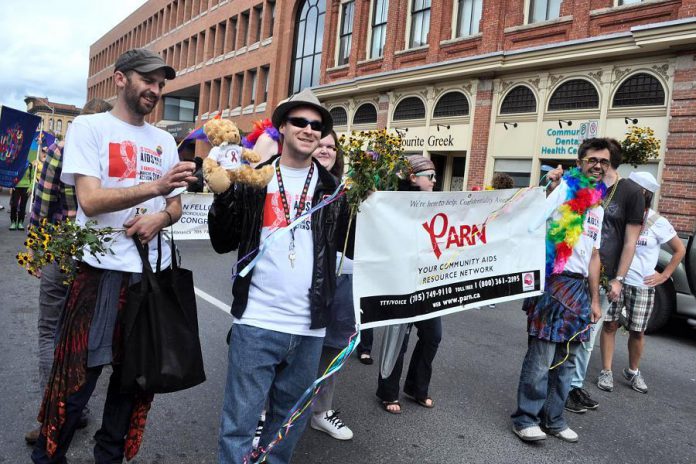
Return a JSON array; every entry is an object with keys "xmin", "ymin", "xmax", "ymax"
[{"xmin": 644, "ymin": 212, "xmax": 662, "ymax": 231}]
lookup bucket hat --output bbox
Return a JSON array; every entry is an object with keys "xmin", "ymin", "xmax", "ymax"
[{"xmin": 271, "ymin": 88, "xmax": 333, "ymax": 137}]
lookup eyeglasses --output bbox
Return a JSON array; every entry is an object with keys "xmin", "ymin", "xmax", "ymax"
[
  {"xmin": 286, "ymin": 117, "xmax": 324, "ymax": 133},
  {"xmin": 415, "ymin": 172, "xmax": 436, "ymax": 181},
  {"xmin": 582, "ymin": 157, "xmax": 611, "ymax": 168}
]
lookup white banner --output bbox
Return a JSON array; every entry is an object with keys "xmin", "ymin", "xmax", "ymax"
[
  {"xmin": 353, "ymin": 189, "xmax": 546, "ymax": 329},
  {"xmin": 171, "ymin": 193, "xmax": 213, "ymax": 240}
]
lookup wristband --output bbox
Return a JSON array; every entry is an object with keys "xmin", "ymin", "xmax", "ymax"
[{"xmin": 162, "ymin": 210, "xmax": 174, "ymax": 227}]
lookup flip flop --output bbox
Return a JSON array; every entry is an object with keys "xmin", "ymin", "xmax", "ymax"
[
  {"xmin": 381, "ymin": 400, "xmax": 402, "ymax": 414},
  {"xmin": 359, "ymin": 352, "xmax": 374, "ymax": 365},
  {"xmin": 405, "ymin": 393, "xmax": 434, "ymax": 408}
]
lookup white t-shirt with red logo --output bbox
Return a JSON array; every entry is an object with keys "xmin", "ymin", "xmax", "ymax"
[
  {"xmin": 238, "ymin": 159, "xmax": 324, "ymax": 337},
  {"xmin": 543, "ymin": 179, "xmax": 604, "ymax": 277},
  {"xmin": 61, "ymin": 112, "xmax": 181, "ymax": 272},
  {"xmin": 625, "ymin": 209, "xmax": 676, "ymax": 288}
]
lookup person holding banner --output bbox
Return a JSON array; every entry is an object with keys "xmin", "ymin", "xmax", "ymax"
[
  {"xmin": 31, "ymin": 49, "xmax": 196, "ymax": 464},
  {"xmin": 24, "ymin": 99, "xmax": 112, "ymax": 446},
  {"xmin": 9, "ymin": 161, "xmax": 32, "ymax": 230},
  {"xmin": 598, "ymin": 172, "xmax": 684, "ymax": 394},
  {"xmin": 511, "ymin": 138, "xmax": 608, "ymax": 443},
  {"xmin": 309, "ymin": 130, "xmax": 354, "ymax": 440},
  {"xmin": 209, "ymin": 89, "xmax": 353, "ymax": 463},
  {"xmin": 376, "ymin": 155, "xmax": 442, "ymax": 414}
]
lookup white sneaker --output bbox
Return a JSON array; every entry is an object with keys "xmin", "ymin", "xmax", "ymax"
[
  {"xmin": 311, "ymin": 410, "xmax": 354, "ymax": 440},
  {"xmin": 549, "ymin": 427, "xmax": 578, "ymax": 443},
  {"xmin": 512, "ymin": 425, "xmax": 547, "ymax": 442}
]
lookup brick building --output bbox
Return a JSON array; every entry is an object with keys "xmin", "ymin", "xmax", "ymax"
[
  {"xmin": 315, "ymin": 0, "xmax": 696, "ymax": 233},
  {"xmin": 88, "ymin": 0, "xmax": 696, "ymax": 232},
  {"xmin": 24, "ymin": 97, "xmax": 81, "ymax": 140}
]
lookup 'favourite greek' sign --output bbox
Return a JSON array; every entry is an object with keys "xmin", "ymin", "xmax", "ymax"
[{"xmin": 353, "ymin": 189, "xmax": 546, "ymax": 329}]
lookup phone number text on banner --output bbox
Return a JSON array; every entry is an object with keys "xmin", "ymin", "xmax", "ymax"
[{"xmin": 353, "ymin": 189, "xmax": 546, "ymax": 329}]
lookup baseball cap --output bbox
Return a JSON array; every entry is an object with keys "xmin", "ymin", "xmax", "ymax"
[
  {"xmin": 271, "ymin": 88, "xmax": 333, "ymax": 137},
  {"xmin": 114, "ymin": 48, "xmax": 176, "ymax": 80},
  {"xmin": 629, "ymin": 171, "xmax": 660, "ymax": 193}
]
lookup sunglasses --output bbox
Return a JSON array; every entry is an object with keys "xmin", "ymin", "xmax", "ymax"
[
  {"xmin": 415, "ymin": 172, "xmax": 437, "ymax": 181},
  {"xmin": 286, "ymin": 117, "xmax": 324, "ymax": 132},
  {"xmin": 582, "ymin": 157, "xmax": 611, "ymax": 168}
]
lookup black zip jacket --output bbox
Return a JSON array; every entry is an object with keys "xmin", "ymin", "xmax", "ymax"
[{"xmin": 208, "ymin": 155, "xmax": 354, "ymax": 330}]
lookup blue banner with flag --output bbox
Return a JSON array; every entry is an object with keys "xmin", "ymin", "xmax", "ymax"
[{"xmin": 0, "ymin": 106, "xmax": 41, "ymax": 187}]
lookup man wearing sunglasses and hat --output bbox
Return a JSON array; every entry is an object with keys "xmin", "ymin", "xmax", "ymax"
[{"xmin": 209, "ymin": 88, "xmax": 353, "ymax": 463}]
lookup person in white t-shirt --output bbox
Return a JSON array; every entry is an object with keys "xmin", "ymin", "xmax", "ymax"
[
  {"xmin": 209, "ymin": 89, "xmax": 353, "ymax": 464},
  {"xmin": 598, "ymin": 172, "xmax": 685, "ymax": 394},
  {"xmin": 32, "ymin": 49, "xmax": 197, "ymax": 464}
]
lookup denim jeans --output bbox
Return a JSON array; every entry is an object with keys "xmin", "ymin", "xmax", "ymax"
[
  {"xmin": 38, "ymin": 261, "xmax": 69, "ymax": 392},
  {"xmin": 218, "ymin": 324, "xmax": 323, "ymax": 464},
  {"xmin": 511, "ymin": 336, "xmax": 579, "ymax": 433},
  {"xmin": 571, "ymin": 292, "xmax": 608, "ymax": 389},
  {"xmin": 376, "ymin": 317, "xmax": 442, "ymax": 401},
  {"xmin": 32, "ymin": 365, "xmax": 135, "ymax": 464}
]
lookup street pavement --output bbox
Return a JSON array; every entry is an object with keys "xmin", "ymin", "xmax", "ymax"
[{"xmin": 1, "ymin": 195, "xmax": 695, "ymax": 464}]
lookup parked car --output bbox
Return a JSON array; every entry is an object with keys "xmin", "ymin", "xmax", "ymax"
[{"xmin": 646, "ymin": 228, "xmax": 696, "ymax": 333}]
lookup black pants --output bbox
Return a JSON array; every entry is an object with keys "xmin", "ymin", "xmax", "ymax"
[
  {"xmin": 10, "ymin": 187, "xmax": 29, "ymax": 223},
  {"xmin": 377, "ymin": 317, "xmax": 442, "ymax": 401},
  {"xmin": 32, "ymin": 365, "xmax": 136, "ymax": 464},
  {"xmin": 358, "ymin": 328, "xmax": 374, "ymax": 354}
]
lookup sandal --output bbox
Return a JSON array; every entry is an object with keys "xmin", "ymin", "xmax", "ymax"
[
  {"xmin": 381, "ymin": 400, "xmax": 402, "ymax": 414},
  {"xmin": 405, "ymin": 393, "xmax": 434, "ymax": 408},
  {"xmin": 359, "ymin": 352, "xmax": 374, "ymax": 365}
]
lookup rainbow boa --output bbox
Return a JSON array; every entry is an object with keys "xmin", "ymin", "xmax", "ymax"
[
  {"xmin": 546, "ymin": 168, "xmax": 606, "ymax": 276},
  {"xmin": 241, "ymin": 118, "xmax": 280, "ymax": 149}
]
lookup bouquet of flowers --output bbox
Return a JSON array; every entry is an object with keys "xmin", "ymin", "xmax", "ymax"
[
  {"xmin": 340, "ymin": 129, "xmax": 409, "ymax": 213},
  {"xmin": 16, "ymin": 219, "xmax": 116, "ymax": 284},
  {"xmin": 621, "ymin": 126, "xmax": 660, "ymax": 167}
]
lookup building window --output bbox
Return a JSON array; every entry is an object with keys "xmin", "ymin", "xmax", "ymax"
[
  {"xmin": 493, "ymin": 159, "xmax": 532, "ymax": 188},
  {"xmin": 235, "ymin": 73, "xmax": 244, "ymax": 107},
  {"xmin": 290, "ymin": 0, "xmax": 326, "ymax": 94},
  {"xmin": 612, "ymin": 73, "xmax": 665, "ymax": 107},
  {"xmin": 548, "ymin": 79, "xmax": 599, "ymax": 111},
  {"xmin": 249, "ymin": 70, "xmax": 258, "ymax": 105},
  {"xmin": 56, "ymin": 120, "xmax": 63, "ymax": 134},
  {"xmin": 433, "ymin": 92, "xmax": 469, "ymax": 118},
  {"xmin": 370, "ymin": 0, "xmax": 388, "ymax": 59},
  {"xmin": 353, "ymin": 103, "xmax": 377, "ymax": 124},
  {"xmin": 456, "ymin": 0, "xmax": 482, "ymax": 37},
  {"xmin": 330, "ymin": 107, "xmax": 348, "ymax": 126},
  {"xmin": 409, "ymin": 0, "xmax": 431, "ymax": 48},
  {"xmin": 164, "ymin": 97, "xmax": 196, "ymax": 122},
  {"xmin": 528, "ymin": 0, "xmax": 561, "ymax": 23},
  {"xmin": 337, "ymin": 1, "xmax": 355, "ymax": 66},
  {"xmin": 253, "ymin": 5, "xmax": 263, "ymax": 43},
  {"xmin": 618, "ymin": 0, "xmax": 642, "ymax": 4},
  {"xmin": 500, "ymin": 85, "xmax": 537, "ymax": 114},
  {"xmin": 262, "ymin": 65, "xmax": 270, "ymax": 102},
  {"xmin": 268, "ymin": 1, "xmax": 275, "ymax": 37},
  {"xmin": 48, "ymin": 118, "xmax": 54, "ymax": 131},
  {"xmin": 393, "ymin": 97, "xmax": 426, "ymax": 121}
]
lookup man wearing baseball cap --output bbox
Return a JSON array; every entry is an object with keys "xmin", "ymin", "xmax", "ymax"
[
  {"xmin": 32, "ymin": 48, "xmax": 196, "ymax": 463},
  {"xmin": 209, "ymin": 88, "xmax": 352, "ymax": 463}
]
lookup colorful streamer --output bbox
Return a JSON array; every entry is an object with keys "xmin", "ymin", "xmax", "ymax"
[{"xmin": 545, "ymin": 168, "xmax": 606, "ymax": 276}]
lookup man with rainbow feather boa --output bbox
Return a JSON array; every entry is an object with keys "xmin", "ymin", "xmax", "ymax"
[{"xmin": 511, "ymin": 138, "xmax": 611, "ymax": 444}]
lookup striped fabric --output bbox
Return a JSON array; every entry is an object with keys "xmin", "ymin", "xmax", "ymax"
[
  {"xmin": 523, "ymin": 273, "xmax": 592, "ymax": 343},
  {"xmin": 29, "ymin": 144, "xmax": 77, "ymax": 229}
]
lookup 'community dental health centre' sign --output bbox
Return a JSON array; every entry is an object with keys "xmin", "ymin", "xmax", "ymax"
[
  {"xmin": 353, "ymin": 189, "xmax": 546, "ymax": 329},
  {"xmin": 541, "ymin": 120, "xmax": 599, "ymax": 156}
]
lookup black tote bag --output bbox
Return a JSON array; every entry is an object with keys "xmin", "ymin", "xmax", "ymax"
[{"xmin": 121, "ymin": 233, "xmax": 206, "ymax": 394}]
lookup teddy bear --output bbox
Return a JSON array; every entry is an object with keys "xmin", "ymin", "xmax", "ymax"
[{"xmin": 202, "ymin": 118, "xmax": 274, "ymax": 193}]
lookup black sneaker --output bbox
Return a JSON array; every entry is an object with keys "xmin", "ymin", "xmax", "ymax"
[
  {"xmin": 576, "ymin": 387, "xmax": 599, "ymax": 410},
  {"xmin": 564, "ymin": 388, "xmax": 587, "ymax": 414}
]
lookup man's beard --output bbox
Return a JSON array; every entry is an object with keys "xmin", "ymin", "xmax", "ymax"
[{"xmin": 124, "ymin": 82, "xmax": 157, "ymax": 116}]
